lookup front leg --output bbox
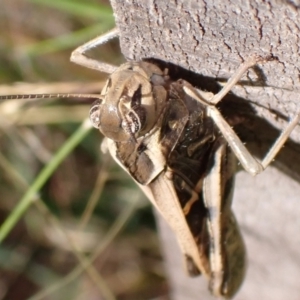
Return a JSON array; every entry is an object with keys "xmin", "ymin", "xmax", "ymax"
[
  {"xmin": 70, "ymin": 27, "xmax": 119, "ymax": 74},
  {"xmin": 183, "ymin": 56, "xmax": 300, "ymax": 176},
  {"xmin": 208, "ymin": 106, "xmax": 300, "ymax": 175}
]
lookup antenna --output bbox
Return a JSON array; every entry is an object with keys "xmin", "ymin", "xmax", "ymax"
[{"xmin": 0, "ymin": 93, "xmax": 102, "ymax": 101}]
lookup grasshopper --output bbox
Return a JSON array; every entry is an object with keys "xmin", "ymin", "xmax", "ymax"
[{"xmin": 1, "ymin": 27, "xmax": 299, "ymax": 298}]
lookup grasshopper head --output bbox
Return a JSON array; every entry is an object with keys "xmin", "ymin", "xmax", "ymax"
[{"xmin": 89, "ymin": 62, "xmax": 168, "ymax": 142}]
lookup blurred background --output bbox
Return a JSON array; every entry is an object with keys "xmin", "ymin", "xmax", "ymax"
[{"xmin": 0, "ymin": 0, "xmax": 168, "ymax": 299}]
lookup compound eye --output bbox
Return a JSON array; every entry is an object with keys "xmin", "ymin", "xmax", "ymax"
[
  {"xmin": 89, "ymin": 99, "xmax": 102, "ymax": 129},
  {"xmin": 121, "ymin": 105, "xmax": 146, "ymax": 136}
]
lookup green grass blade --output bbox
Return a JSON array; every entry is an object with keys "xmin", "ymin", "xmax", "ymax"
[
  {"xmin": 24, "ymin": 23, "xmax": 114, "ymax": 56},
  {"xmin": 0, "ymin": 119, "xmax": 93, "ymax": 243},
  {"xmin": 29, "ymin": 0, "xmax": 113, "ymax": 20}
]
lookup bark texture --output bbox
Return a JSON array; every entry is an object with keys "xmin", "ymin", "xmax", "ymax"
[{"xmin": 110, "ymin": 1, "xmax": 300, "ymax": 299}]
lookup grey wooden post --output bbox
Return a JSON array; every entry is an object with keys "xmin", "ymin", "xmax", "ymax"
[{"xmin": 110, "ymin": 1, "xmax": 300, "ymax": 299}]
